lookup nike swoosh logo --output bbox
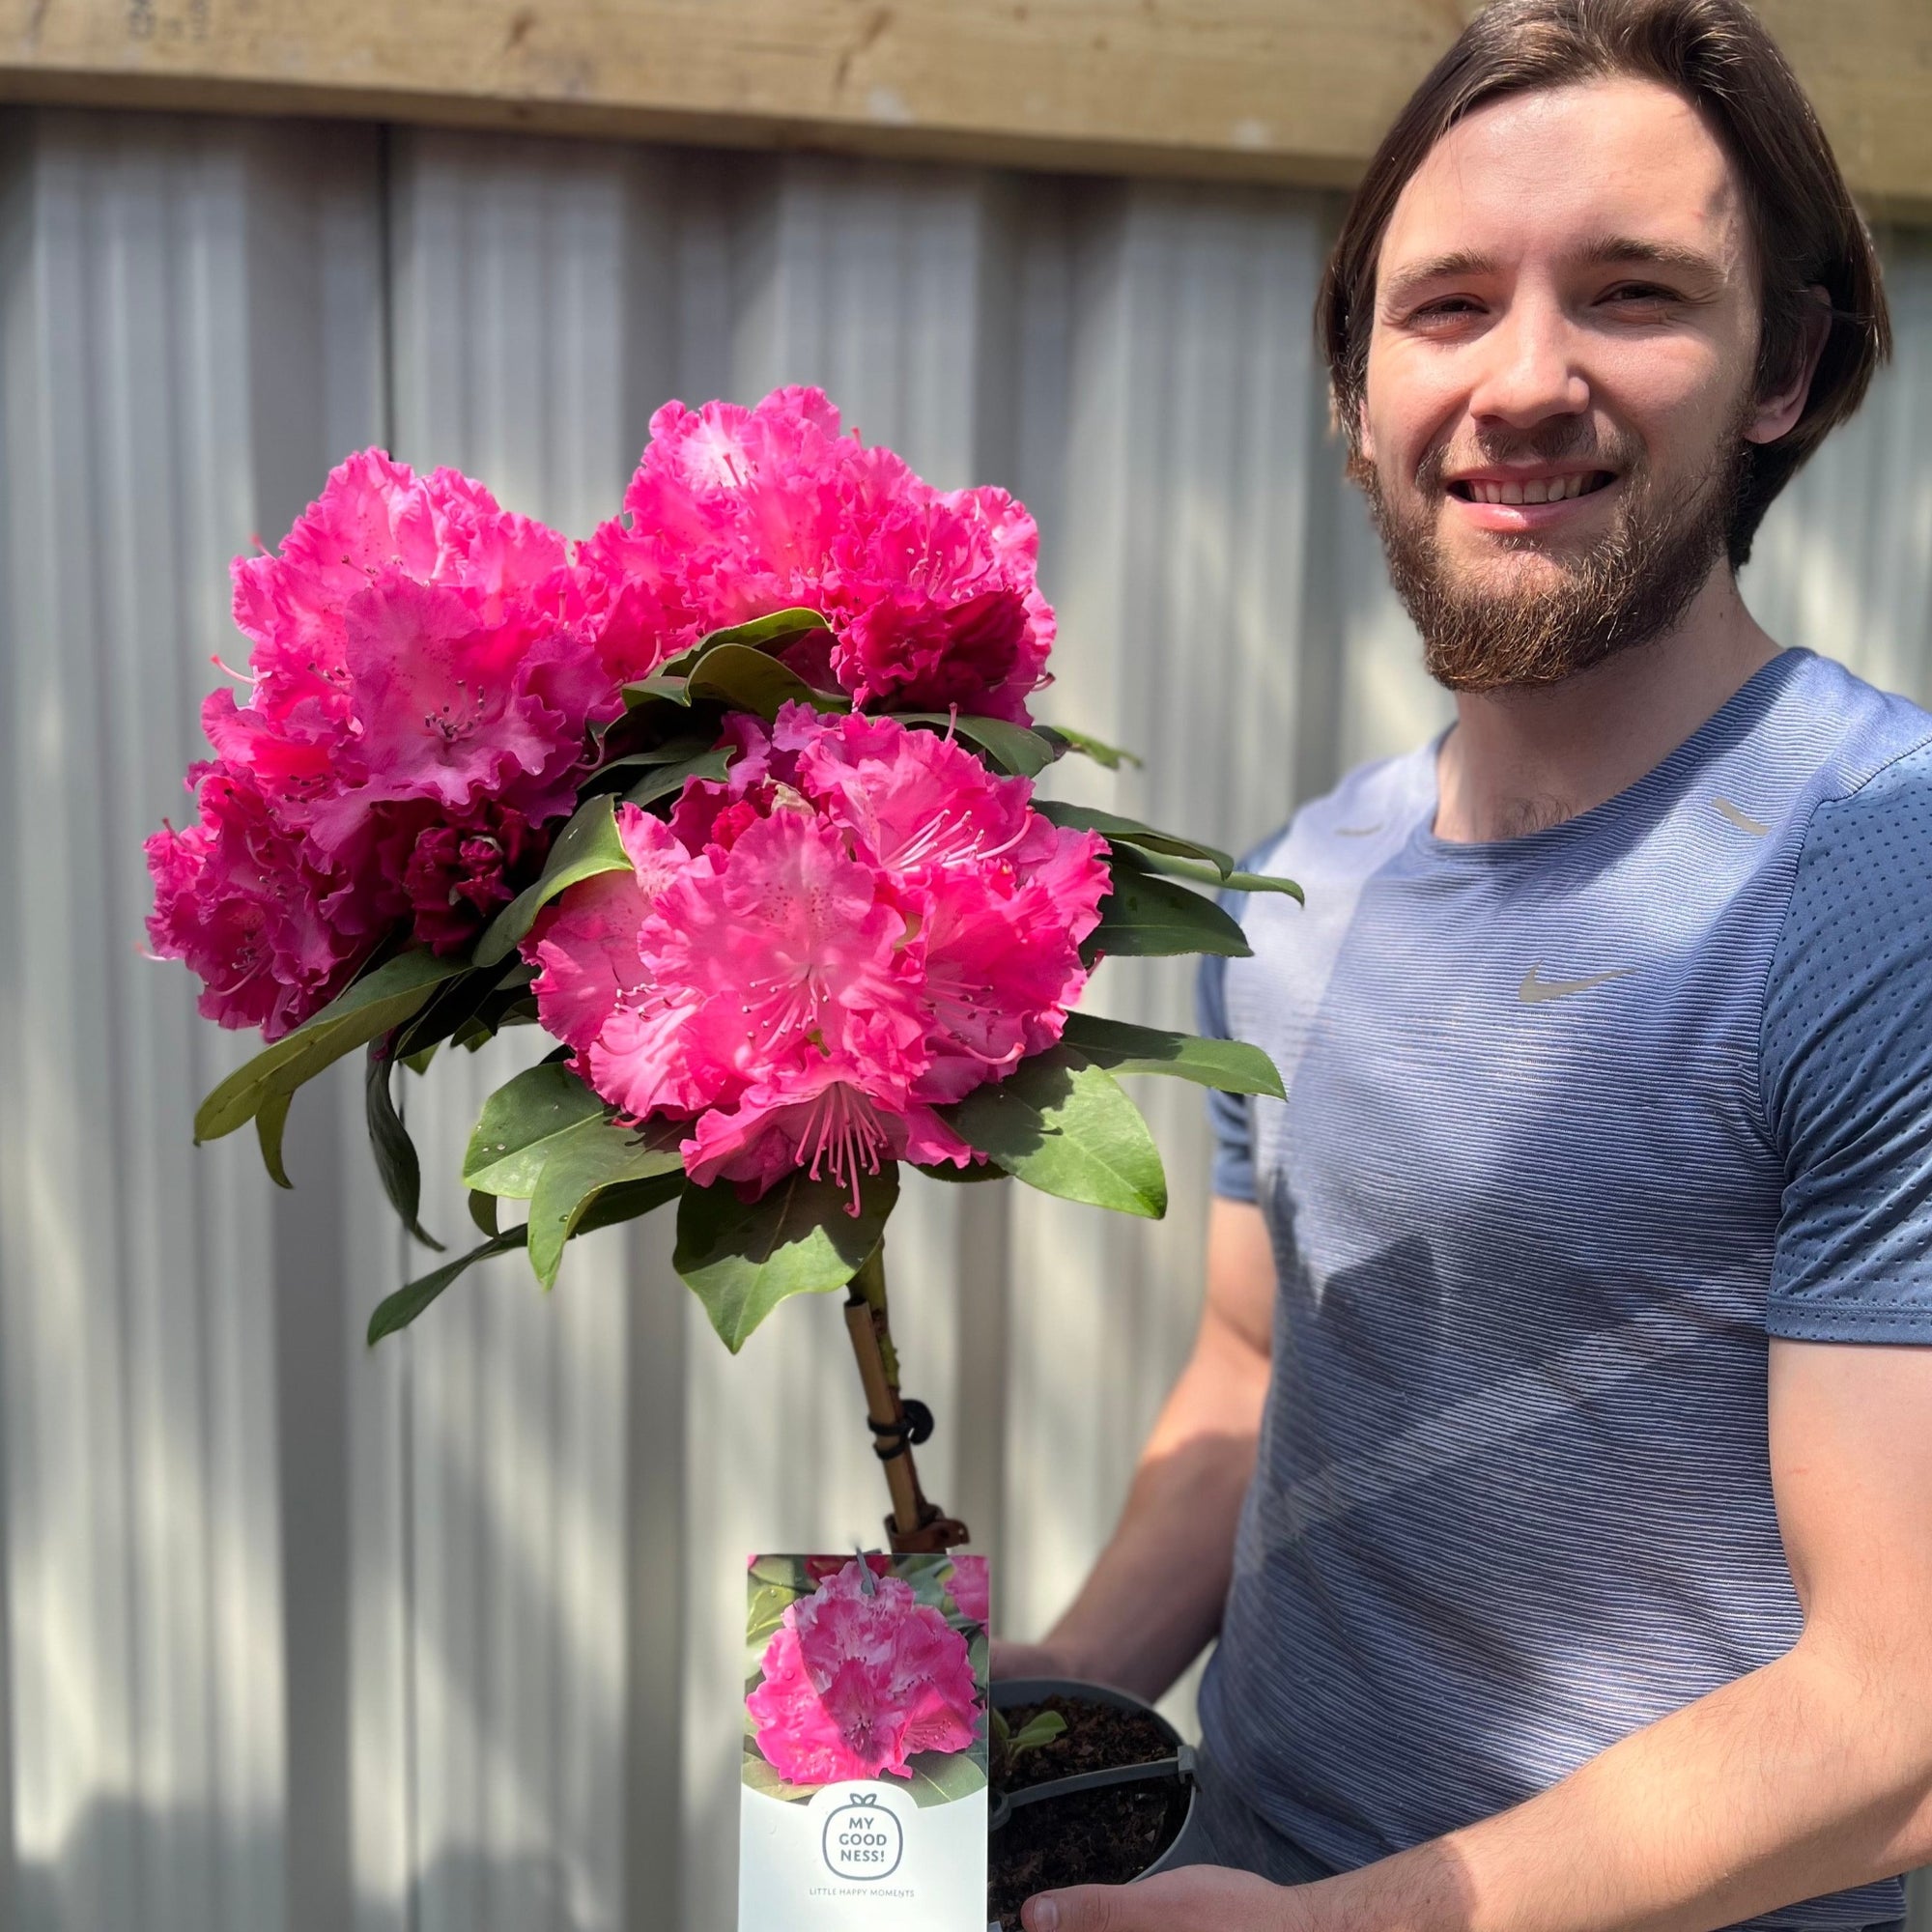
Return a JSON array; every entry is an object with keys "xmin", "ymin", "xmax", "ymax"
[
  {"xmin": 1520, "ymin": 965, "xmax": 1635, "ymax": 1005},
  {"xmin": 1713, "ymin": 797, "xmax": 1770, "ymax": 837},
  {"xmin": 1334, "ymin": 823, "xmax": 1386, "ymax": 838}
]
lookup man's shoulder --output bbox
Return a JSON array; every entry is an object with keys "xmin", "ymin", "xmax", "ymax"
[{"xmin": 1747, "ymin": 649, "xmax": 1932, "ymax": 807}]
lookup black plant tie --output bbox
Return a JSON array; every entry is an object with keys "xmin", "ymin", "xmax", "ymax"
[{"xmin": 867, "ymin": 1399, "xmax": 936, "ymax": 1462}]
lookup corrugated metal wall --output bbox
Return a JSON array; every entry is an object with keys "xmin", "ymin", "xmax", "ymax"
[{"xmin": 1, "ymin": 105, "xmax": 1928, "ymax": 1932}]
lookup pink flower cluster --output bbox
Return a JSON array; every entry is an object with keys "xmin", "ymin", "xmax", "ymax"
[
  {"xmin": 146, "ymin": 453, "xmax": 619, "ymax": 1037},
  {"xmin": 527, "ymin": 705, "xmax": 1108, "ymax": 1203},
  {"xmin": 579, "ymin": 386, "xmax": 1053, "ymax": 723},
  {"xmin": 148, "ymin": 388, "xmax": 1064, "ymax": 1045},
  {"xmin": 748, "ymin": 1559, "xmax": 981, "ymax": 1785}
]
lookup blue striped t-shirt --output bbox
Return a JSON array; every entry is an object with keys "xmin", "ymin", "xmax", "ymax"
[{"xmin": 1198, "ymin": 648, "xmax": 1932, "ymax": 1929}]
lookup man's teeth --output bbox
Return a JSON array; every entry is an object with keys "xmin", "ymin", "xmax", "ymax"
[{"xmin": 1465, "ymin": 474, "xmax": 1603, "ymax": 505}]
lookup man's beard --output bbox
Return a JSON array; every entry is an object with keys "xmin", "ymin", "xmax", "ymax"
[{"xmin": 1359, "ymin": 415, "xmax": 1746, "ymax": 695}]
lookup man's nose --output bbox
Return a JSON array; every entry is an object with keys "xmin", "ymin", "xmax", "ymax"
[{"xmin": 1464, "ymin": 298, "xmax": 1591, "ymax": 429}]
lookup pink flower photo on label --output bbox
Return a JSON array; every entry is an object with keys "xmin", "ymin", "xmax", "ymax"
[{"xmin": 747, "ymin": 1559, "xmax": 981, "ymax": 1785}]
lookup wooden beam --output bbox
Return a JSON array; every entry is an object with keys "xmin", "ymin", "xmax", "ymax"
[{"xmin": 2, "ymin": 0, "xmax": 1928, "ymax": 214}]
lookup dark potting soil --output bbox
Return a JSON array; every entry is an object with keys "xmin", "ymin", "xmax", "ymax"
[{"xmin": 987, "ymin": 1695, "xmax": 1191, "ymax": 1931}]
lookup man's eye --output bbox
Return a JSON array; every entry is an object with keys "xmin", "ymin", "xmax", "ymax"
[
  {"xmin": 1408, "ymin": 297, "xmax": 1485, "ymax": 322},
  {"xmin": 1603, "ymin": 283, "xmax": 1680, "ymax": 306}
]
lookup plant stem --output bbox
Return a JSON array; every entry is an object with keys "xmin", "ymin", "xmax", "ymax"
[{"xmin": 843, "ymin": 1241, "xmax": 970, "ymax": 1554}]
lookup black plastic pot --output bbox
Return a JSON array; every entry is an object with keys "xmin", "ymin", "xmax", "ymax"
[{"xmin": 987, "ymin": 1675, "xmax": 1208, "ymax": 1925}]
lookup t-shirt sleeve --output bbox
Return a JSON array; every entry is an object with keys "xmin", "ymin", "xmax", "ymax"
[
  {"xmin": 1197, "ymin": 949, "xmax": 1258, "ymax": 1204},
  {"xmin": 1761, "ymin": 743, "xmax": 1932, "ymax": 1343}
]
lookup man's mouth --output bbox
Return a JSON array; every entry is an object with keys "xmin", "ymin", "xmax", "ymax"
[{"xmin": 1446, "ymin": 470, "xmax": 1616, "ymax": 506}]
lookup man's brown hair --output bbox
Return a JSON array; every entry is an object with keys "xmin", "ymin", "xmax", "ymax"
[{"xmin": 1318, "ymin": 0, "xmax": 1891, "ymax": 567}]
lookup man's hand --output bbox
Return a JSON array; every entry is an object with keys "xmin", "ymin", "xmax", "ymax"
[{"xmin": 1020, "ymin": 1866, "xmax": 1302, "ymax": 1931}]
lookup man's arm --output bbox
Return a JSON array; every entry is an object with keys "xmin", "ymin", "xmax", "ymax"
[
  {"xmin": 1027, "ymin": 1336, "xmax": 1932, "ymax": 1932},
  {"xmin": 996, "ymin": 1197, "xmax": 1275, "ymax": 1703}
]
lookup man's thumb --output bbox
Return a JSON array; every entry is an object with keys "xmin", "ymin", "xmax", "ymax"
[{"xmin": 1023, "ymin": 1886, "xmax": 1128, "ymax": 1931}]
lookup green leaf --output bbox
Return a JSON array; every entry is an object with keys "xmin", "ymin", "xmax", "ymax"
[
  {"xmin": 1036, "ymin": 800, "xmax": 1235, "ymax": 875},
  {"xmin": 572, "ymin": 1171, "xmax": 685, "ymax": 1236},
  {"xmin": 1092, "ymin": 869, "xmax": 1252, "ymax": 959},
  {"xmin": 366, "ymin": 1226, "xmax": 527, "ymax": 1345},
  {"xmin": 463, "ymin": 1061, "xmax": 611, "ymax": 1198},
  {"xmin": 1009, "ymin": 1710, "xmax": 1068, "ymax": 1754},
  {"xmin": 685, "ymin": 643, "xmax": 845, "ymax": 720},
  {"xmin": 903, "ymin": 1749, "xmax": 989, "ymax": 1807},
  {"xmin": 255, "ymin": 1088, "xmax": 295, "ymax": 1189},
  {"xmin": 913, "ymin": 1157, "xmax": 1006, "ymax": 1183},
  {"xmin": 674, "ymin": 1165, "xmax": 900, "ymax": 1353},
  {"xmin": 1059, "ymin": 1012, "xmax": 1285, "ymax": 1099},
  {"xmin": 402, "ymin": 1042, "xmax": 440, "ymax": 1076},
  {"xmin": 365, "ymin": 1040, "xmax": 444, "ymax": 1252},
  {"xmin": 195, "ymin": 950, "xmax": 469, "ymax": 1145},
  {"xmin": 624, "ymin": 745, "xmax": 732, "ymax": 810},
  {"xmin": 690, "ymin": 607, "xmax": 829, "ymax": 663},
  {"xmin": 621, "ymin": 673, "xmax": 691, "ymax": 709},
  {"xmin": 474, "ymin": 796, "xmax": 632, "ymax": 969},
  {"xmin": 1035, "ymin": 724, "xmax": 1143, "ymax": 771},
  {"xmin": 469, "ymin": 1188, "xmax": 499, "ymax": 1237},
  {"xmin": 526, "ymin": 1115, "xmax": 686, "ymax": 1291},
  {"xmin": 1111, "ymin": 842, "xmax": 1302, "ymax": 901},
  {"xmin": 947, "ymin": 1049, "xmax": 1167, "ymax": 1218},
  {"xmin": 892, "ymin": 711, "xmax": 1058, "ymax": 778}
]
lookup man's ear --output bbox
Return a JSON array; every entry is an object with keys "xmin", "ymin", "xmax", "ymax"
[{"xmin": 1746, "ymin": 286, "xmax": 1832, "ymax": 446}]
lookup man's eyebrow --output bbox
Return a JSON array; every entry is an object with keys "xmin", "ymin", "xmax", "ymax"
[
  {"xmin": 1379, "ymin": 250, "xmax": 1497, "ymax": 308},
  {"xmin": 1575, "ymin": 235, "xmax": 1724, "ymax": 278}
]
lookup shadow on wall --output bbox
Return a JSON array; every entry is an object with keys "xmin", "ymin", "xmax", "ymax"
[{"xmin": 12, "ymin": 1799, "xmax": 607, "ymax": 1932}]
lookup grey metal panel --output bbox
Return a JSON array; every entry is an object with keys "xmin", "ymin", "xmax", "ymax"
[
  {"xmin": 0, "ymin": 108, "xmax": 385, "ymax": 1932},
  {"xmin": 3, "ymin": 102, "xmax": 1930, "ymax": 1932}
]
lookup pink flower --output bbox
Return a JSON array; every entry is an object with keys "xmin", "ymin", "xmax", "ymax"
[
  {"xmin": 747, "ymin": 1559, "xmax": 980, "ymax": 1784},
  {"xmin": 527, "ymin": 807, "xmax": 690, "ymax": 1053},
  {"xmin": 948, "ymin": 1556, "xmax": 990, "ymax": 1627},
  {"xmin": 526, "ymin": 706, "xmax": 1109, "ymax": 1203},
  {"xmin": 152, "ymin": 451, "xmax": 616, "ymax": 1033},
  {"xmin": 582, "ymin": 387, "xmax": 1053, "ymax": 720},
  {"xmin": 145, "ymin": 764, "xmax": 363, "ymax": 1039}
]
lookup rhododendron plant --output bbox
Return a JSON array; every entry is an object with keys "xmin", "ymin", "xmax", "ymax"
[
  {"xmin": 158, "ymin": 387, "xmax": 1299, "ymax": 1549},
  {"xmin": 747, "ymin": 1559, "xmax": 980, "ymax": 1784}
]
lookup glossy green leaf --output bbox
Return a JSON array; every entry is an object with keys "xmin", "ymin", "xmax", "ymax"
[
  {"xmin": 1036, "ymin": 800, "xmax": 1235, "ymax": 875},
  {"xmin": 474, "ymin": 796, "xmax": 633, "ymax": 969},
  {"xmin": 366, "ymin": 1226, "xmax": 527, "ymax": 1345},
  {"xmin": 365, "ymin": 1040, "xmax": 444, "ymax": 1252},
  {"xmin": 1034, "ymin": 724, "xmax": 1142, "ymax": 771},
  {"xmin": 912, "ymin": 1157, "xmax": 1006, "ymax": 1183},
  {"xmin": 893, "ymin": 712, "xmax": 1057, "ymax": 778},
  {"xmin": 1091, "ymin": 869, "xmax": 1251, "ymax": 959},
  {"xmin": 685, "ymin": 643, "xmax": 845, "ymax": 720},
  {"xmin": 621, "ymin": 673, "xmax": 691, "ymax": 709},
  {"xmin": 948, "ymin": 1049, "xmax": 1167, "ymax": 1218},
  {"xmin": 1110, "ymin": 841, "xmax": 1302, "ymax": 901},
  {"xmin": 526, "ymin": 1115, "xmax": 686, "ymax": 1291},
  {"xmin": 624, "ymin": 744, "xmax": 732, "ymax": 810},
  {"xmin": 463, "ymin": 1061, "xmax": 609, "ymax": 1198},
  {"xmin": 195, "ymin": 950, "xmax": 468, "ymax": 1145},
  {"xmin": 690, "ymin": 607, "xmax": 829, "ymax": 662},
  {"xmin": 1059, "ymin": 1012, "xmax": 1285, "ymax": 1098},
  {"xmin": 674, "ymin": 1165, "xmax": 899, "ymax": 1353},
  {"xmin": 572, "ymin": 1171, "xmax": 685, "ymax": 1235},
  {"xmin": 255, "ymin": 1088, "xmax": 295, "ymax": 1190}
]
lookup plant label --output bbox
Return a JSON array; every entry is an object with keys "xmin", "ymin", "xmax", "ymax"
[{"xmin": 740, "ymin": 1552, "xmax": 990, "ymax": 1930}]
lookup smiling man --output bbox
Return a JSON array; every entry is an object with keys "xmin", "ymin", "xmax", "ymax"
[{"xmin": 1003, "ymin": 5, "xmax": 1932, "ymax": 1932}]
